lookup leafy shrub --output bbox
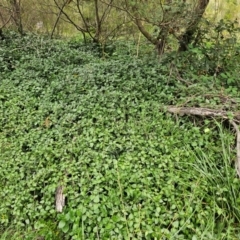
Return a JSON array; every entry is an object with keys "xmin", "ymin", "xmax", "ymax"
[{"xmin": 160, "ymin": 19, "xmax": 240, "ymax": 96}]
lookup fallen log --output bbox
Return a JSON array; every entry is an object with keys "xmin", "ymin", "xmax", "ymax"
[{"xmin": 166, "ymin": 106, "xmax": 240, "ymax": 121}]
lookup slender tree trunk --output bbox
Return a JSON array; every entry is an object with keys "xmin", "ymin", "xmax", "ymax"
[
  {"xmin": 10, "ymin": 0, "xmax": 24, "ymax": 35},
  {"xmin": 94, "ymin": 0, "xmax": 101, "ymax": 43},
  {"xmin": 0, "ymin": 11, "xmax": 12, "ymax": 40},
  {"xmin": 51, "ymin": 0, "xmax": 70, "ymax": 38},
  {"xmin": 0, "ymin": 28, "xmax": 4, "ymax": 40},
  {"xmin": 178, "ymin": 0, "xmax": 209, "ymax": 51}
]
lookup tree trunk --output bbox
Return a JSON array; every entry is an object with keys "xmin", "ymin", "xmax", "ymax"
[
  {"xmin": 0, "ymin": 29, "xmax": 4, "ymax": 40},
  {"xmin": 10, "ymin": 0, "xmax": 24, "ymax": 35},
  {"xmin": 178, "ymin": 0, "xmax": 209, "ymax": 51}
]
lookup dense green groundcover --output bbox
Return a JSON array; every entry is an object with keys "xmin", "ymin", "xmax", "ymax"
[{"xmin": 1, "ymin": 32, "xmax": 240, "ymax": 239}]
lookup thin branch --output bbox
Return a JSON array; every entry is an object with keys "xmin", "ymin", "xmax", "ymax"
[
  {"xmin": 135, "ymin": 18, "xmax": 158, "ymax": 45},
  {"xmin": 53, "ymin": 0, "xmax": 87, "ymax": 34},
  {"xmin": 94, "ymin": 0, "xmax": 101, "ymax": 41},
  {"xmin": 0, "ymin": 14, "xmax": 12, "ymax": 29},
  {"xmin": 51, "ymin": 0, "xmax": 69, "ymax": 38},
  {"xmin": 100, "ymin": 0, "xmax": 113, "ymax": 25},
  {"xmin": 76, "ymin": 0, "xmax": 94, "ymax": 39}
]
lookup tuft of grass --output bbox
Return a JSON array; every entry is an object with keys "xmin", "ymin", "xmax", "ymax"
[{"xmin": 183, "ymin": 121, "xmax": 240, "ymax": 239}]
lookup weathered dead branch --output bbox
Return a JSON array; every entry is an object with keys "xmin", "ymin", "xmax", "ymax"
[
  {"xmin": 166, "ymin": 106, "xmax": 240, "ymax": 122},
  {"xmin": 166, "ymin": 106, "xmax": 240, "ymax": 177},
  {"xmin": 55, "ymin": 185, "xmax": 65, "ymax": 212}
]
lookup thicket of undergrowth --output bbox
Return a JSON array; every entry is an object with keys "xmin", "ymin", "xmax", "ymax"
[{"xmin": 1, "ymin": 31, "xmax": 240, "ymax": 239}]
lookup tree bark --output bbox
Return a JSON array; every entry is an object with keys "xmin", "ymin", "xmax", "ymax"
[
  {"xmin": 0, "ymin": 28, "xmax": 4, "ymax": 40},
  {"xmin": 178, "ymin": 0, "xmax": 209, "ymax": 51},
  {"xmin": 9, "ymin": 0, "xmax": 23, "ymax": 35}
]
